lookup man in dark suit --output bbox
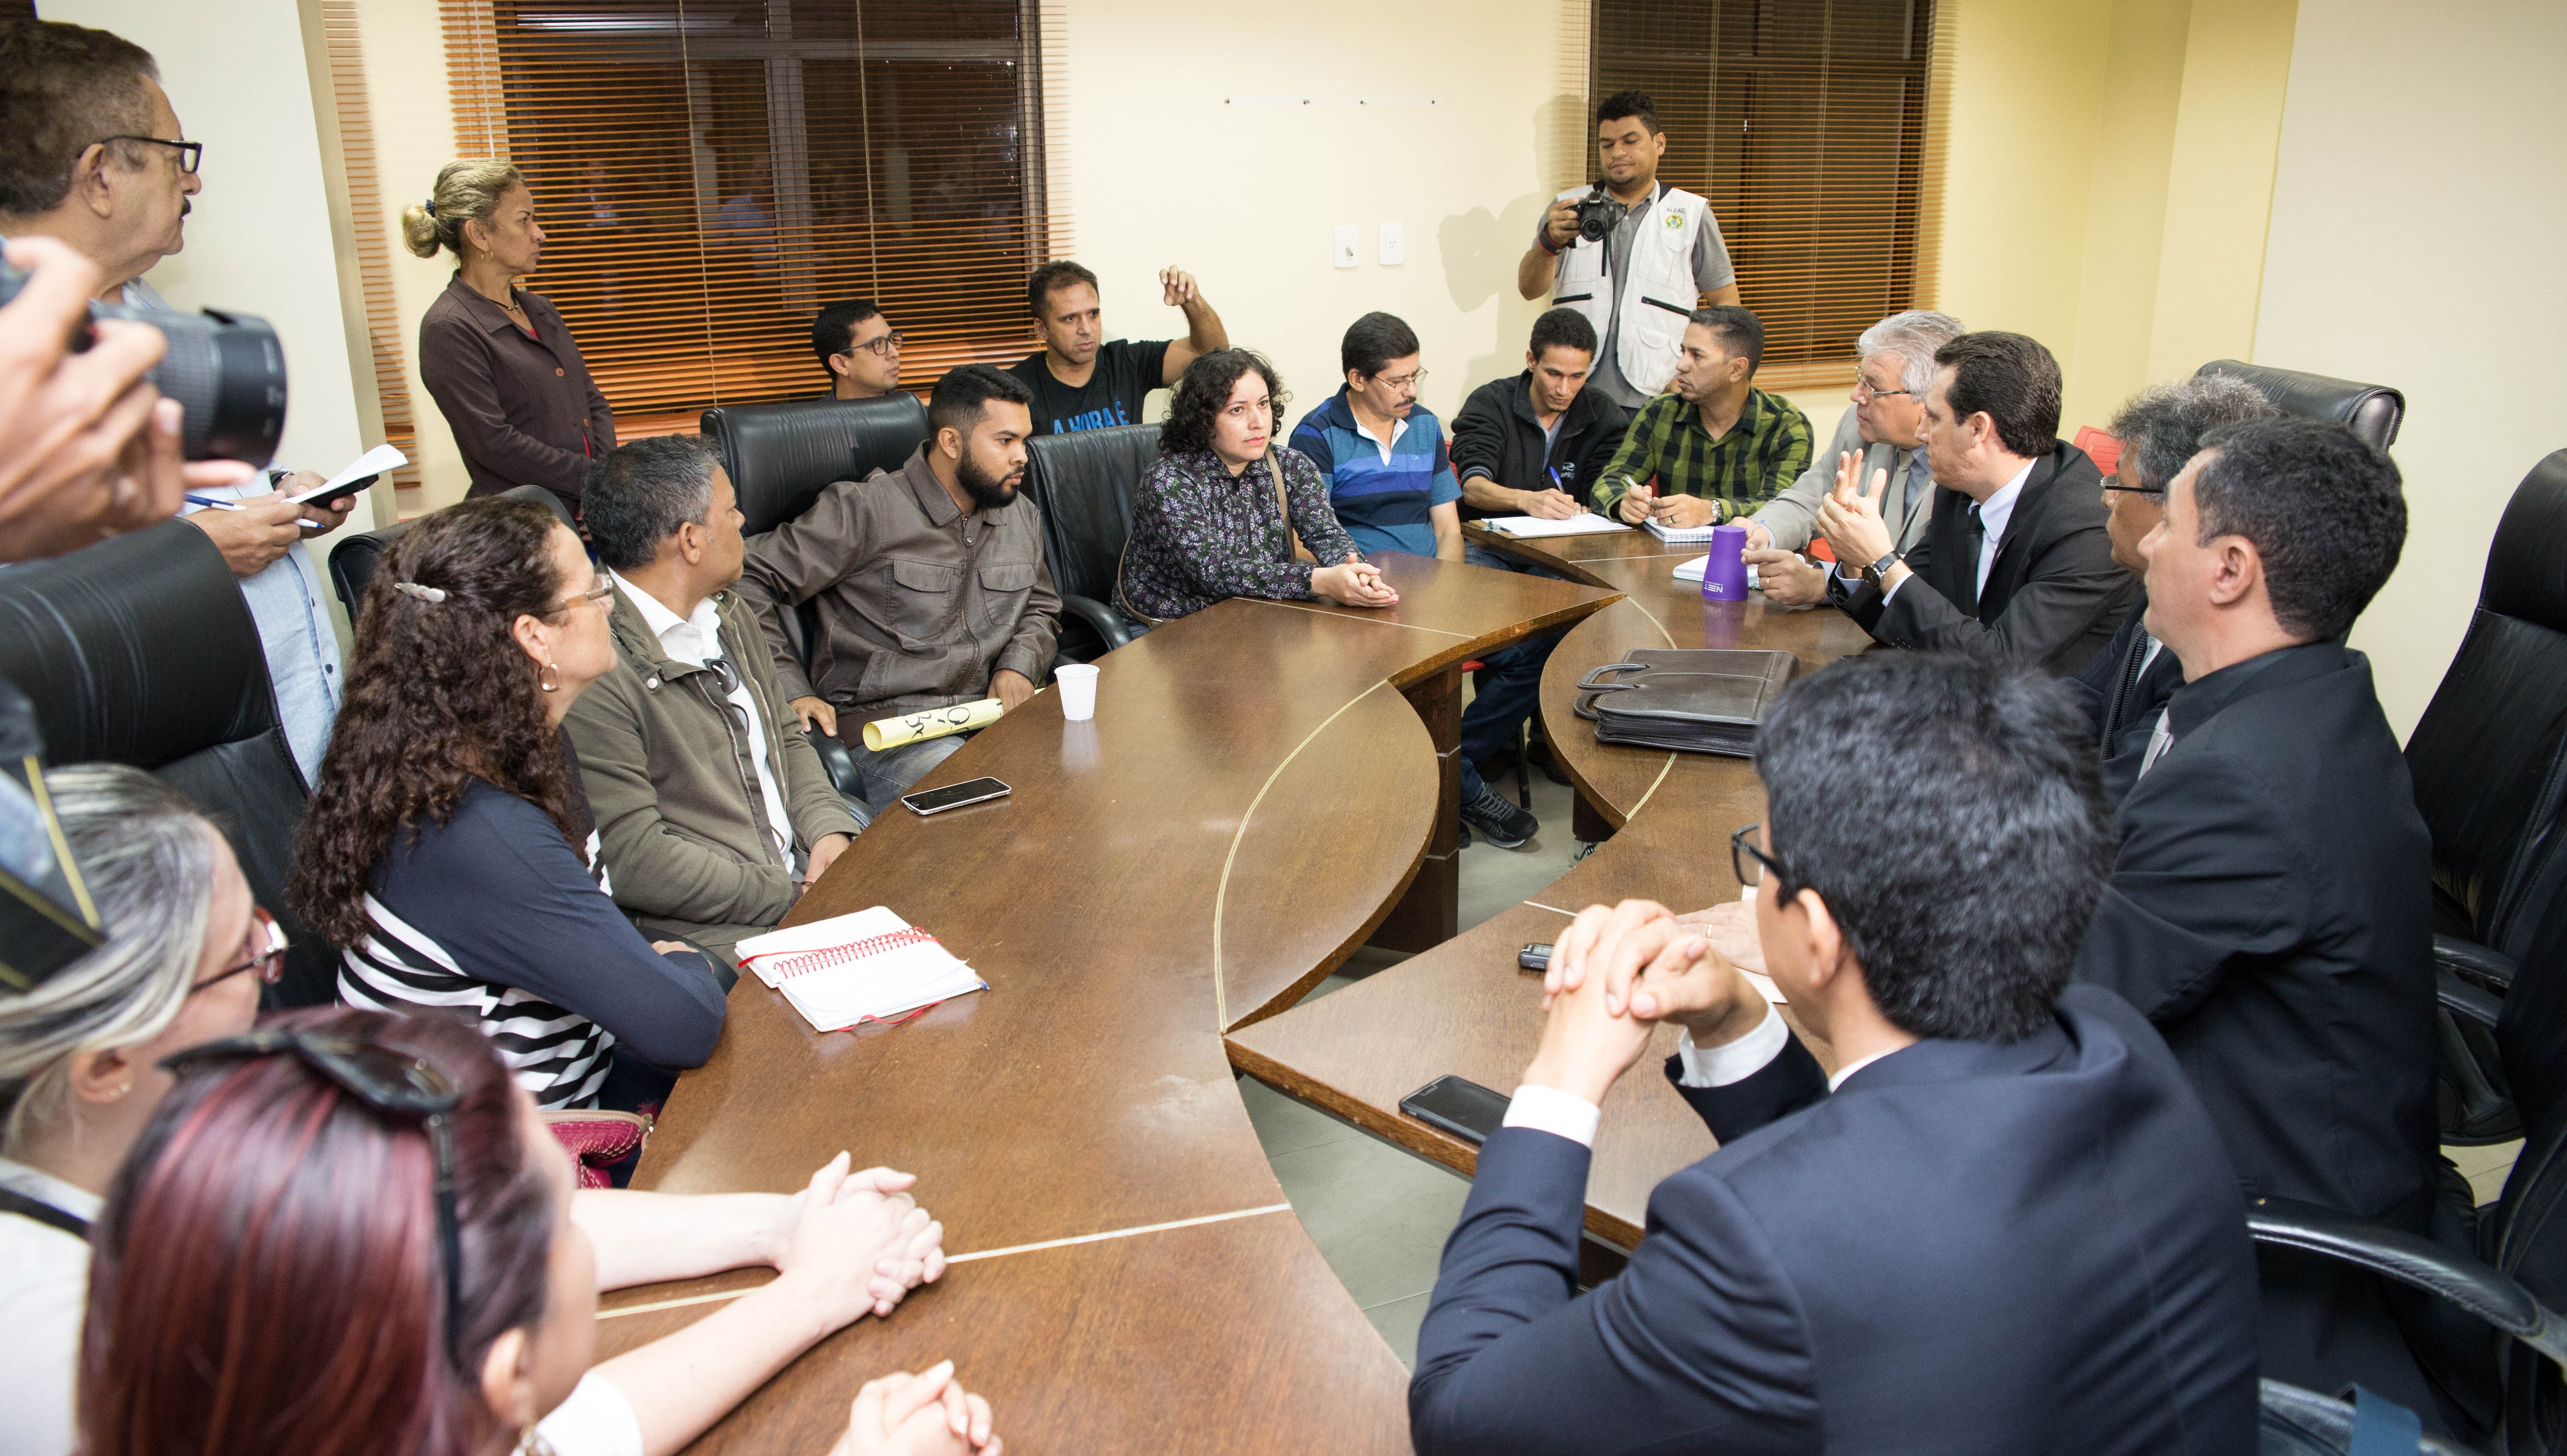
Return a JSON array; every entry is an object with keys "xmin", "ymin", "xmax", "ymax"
[
  {"xmin": 1409, "ymin": 652, "xmax": 2259, "ymax": 1456},
  {"xmin": 1754, "ymin": 331, "xmax": 2130, "ymax": 674},
  {"xmin": 2066, "ymin": 374, "xmax": 2278, "ymax": 802},
  {"xmin": 2076, "ymin": 417, "xmax": 2453, "ymax": 1426}
]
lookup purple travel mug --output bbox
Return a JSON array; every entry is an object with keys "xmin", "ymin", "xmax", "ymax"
[{"xmin": 1701, "ymin": 522, "xmax": 1750, "ymax": 601}]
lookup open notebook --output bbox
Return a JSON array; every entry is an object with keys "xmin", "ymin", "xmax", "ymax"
[{"xmin": 736, "ymin": 906, "xmax": 986, "ymax": 1032}]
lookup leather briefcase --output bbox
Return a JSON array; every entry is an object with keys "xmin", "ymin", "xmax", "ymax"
[{"xmin": 1572, "ymin": 648, "xmax": 1800, "ymax": 757}]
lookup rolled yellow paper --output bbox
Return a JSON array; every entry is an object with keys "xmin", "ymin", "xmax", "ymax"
[{"xmin": 862, "ymin": 697, "xmax": 1005, "ymax": 751}]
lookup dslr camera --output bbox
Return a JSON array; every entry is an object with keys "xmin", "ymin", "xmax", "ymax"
[
  {"xmin": 1573, "ymin": 182, "xmax": 1622, "ymax": 243},
  {"xmin": 0, "ymin": 258, "xmax": 287, "ymax": 463}
]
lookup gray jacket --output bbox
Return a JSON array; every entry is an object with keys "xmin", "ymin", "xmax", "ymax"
[{"xmin": 1749, "ymin": 407, "xmax": 1936, "ymax": 556}]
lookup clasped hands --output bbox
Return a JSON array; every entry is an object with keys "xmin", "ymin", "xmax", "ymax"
[
  {"xmin": 1519, "ymin": 898, "xmax": 1770, "ymax": 1108},
  {"xmin": 1313, "ymin": 551, "xmax": 1398, "ymax": 608},
  {"xmin": 1743, "ymin": 451, "xmax": 1899, "ymax": 608}
]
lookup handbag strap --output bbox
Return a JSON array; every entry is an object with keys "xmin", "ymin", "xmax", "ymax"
[
  {"xmin": 1269, "ymin": 447, "xmax": 1312, "ymax": 564},
  {"xmin": 0, "ymin": 1183, "xmax": 90, "ymax": 1239}
]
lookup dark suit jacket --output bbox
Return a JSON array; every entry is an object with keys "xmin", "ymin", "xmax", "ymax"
[
  {"xmin": 1408, "ymin": 986, "xmax": 2260, "ymax": 1456},
  {"xmin": 418, "ymin": 272, "xmax": 618, "ymax": 501},
  {"xmin": 2078, "ymin": 642, "xmax": 2438, "ymax": 1228},
  {"xmin": 1836, "ymin": 442, "xmax": 2130, "ymax": 674},
  {"xmin": 2065, "ymin": 584, "xmax": 2182, "ymax": 803}
]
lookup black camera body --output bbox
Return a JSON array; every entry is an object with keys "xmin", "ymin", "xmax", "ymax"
[
  {"xmin": 0, "ymin": 259, "xmax": 287, "ymax": 463},
  {"xmin": 1574, "ymin": 182, "xmax": 1621, "ymax": 243}
]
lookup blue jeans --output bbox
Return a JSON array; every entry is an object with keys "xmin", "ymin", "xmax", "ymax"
[{"xmin": 1460, "ymin": 630, "xmax": 1560, "ymax": 801}]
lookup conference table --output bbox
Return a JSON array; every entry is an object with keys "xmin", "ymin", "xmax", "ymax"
[{"xmin": 600, "ymin": 525, "xmax": 1866, "ymax": 1450}]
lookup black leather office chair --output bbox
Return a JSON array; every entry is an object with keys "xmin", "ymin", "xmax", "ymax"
[
  {"xmin": 329, "ymin": 483, "xmax": 574, "ymax": 622},
  {"xmin": 2259, "ymin": 1380, "xmax": 2482, "ymax": 1455},
  {"xmin": 1021, "ymin": 422, "xmax": 1162, "ymax": 661},
  {"xmin": 0, "ymin": 521, "xmax": 336, "ymax": 1009},
  {"xmin": 701, "ymin": 394, "xmax": 929, "ymax": 802},
  {"xmin": 702, "ymin": 394, "xmax": 930, "ymax": 537},
  {"xmin": 2408, "ymin": 451, "xmax": 2567, "ymax": 1144},
  {"xmin": 2196, "ymin": 359, "xmax": 2406, "ymax": 453}
]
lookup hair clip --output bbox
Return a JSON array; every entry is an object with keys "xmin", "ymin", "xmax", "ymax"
[
  {"xmin": 425, "ymin": 197, "xmax": 438, "ymax": 217},
  {"xmin": 393, "ymin": 581, "xmax": 448, "ymax": 604}
]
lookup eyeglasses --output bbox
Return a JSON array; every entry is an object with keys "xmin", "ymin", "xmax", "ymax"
[
  {"xmin": 194, "ymin": 906, "xmax": 288, "ymax": 993},
  {"xmin": 2098, "ymin": 474, "xmax": 2163, "ymax": 499},
  {"xmin": 1850, "ymin": 377, "xmax": 1913, "ymax": 402},
  {"xmin": 160, "ymin": 1030, "xmax": 467, "ymax": 1371},
  {"xmin": 843, "ymin": 332, "xmax": 904, "ymax": 357},
  {"xmin": 97, "ymin": 136, "xmax": 201, "ymax": 175},
  {"xmin": 550, "ymin": 578, "xmax": 614, "ymax": 616},
  {"xmin": 1376, "ymin": 369, "xmax": 1428, "ymax": 390},
  {"xmin": 1730, "ymin": 821, "xmax": 1792, "ymax": 892}
]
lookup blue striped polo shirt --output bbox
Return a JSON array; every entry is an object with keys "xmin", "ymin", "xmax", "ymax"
[{"xmin": 1288, "ymin": 388, "xmax": 1462, "ymax": 558}]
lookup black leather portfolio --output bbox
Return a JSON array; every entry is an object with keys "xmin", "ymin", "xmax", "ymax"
[{"xmin": 1572, "ymin": 649, "xmax": 1800, "ymax": 757}]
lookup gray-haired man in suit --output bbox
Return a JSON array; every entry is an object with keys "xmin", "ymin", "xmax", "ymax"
[{"xmin": 1743, "ymin": 309, "xmax": 1961, "ymax": 557}]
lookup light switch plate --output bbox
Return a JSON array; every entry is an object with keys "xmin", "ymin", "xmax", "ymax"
[
  {"xmin": 1378, "ymin": 222, "xmax": 1404, "ymax": 266},
  {"xmin": 1334, "ymin": 224, "xmax": 1359, "ymax": 269}
]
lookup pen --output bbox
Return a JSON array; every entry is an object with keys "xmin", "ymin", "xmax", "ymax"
[{"xmin": 184, "ymin": 493, "xmax": 244, "ymax": 511}]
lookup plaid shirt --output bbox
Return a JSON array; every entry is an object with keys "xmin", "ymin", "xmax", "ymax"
[{"xmin": 1592, "ymin": 387, "xmax": 1814, "ymax": 523}]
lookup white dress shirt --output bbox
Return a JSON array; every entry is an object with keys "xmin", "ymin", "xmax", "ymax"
[
  {"xmin": 608, "ymin": 570, "xmax": 795, "ymax": 858},
  {"xmin": 0, "ymin": 1157, "xmax": 98, "ymax": 1456},
  {"xmin": 1874, "ymin": 456, "xmax": 2031, "ymax": 607},
  {"xmin": 1503, "ymin": 1007, "xmax": 1908, "ymax": 1148}
]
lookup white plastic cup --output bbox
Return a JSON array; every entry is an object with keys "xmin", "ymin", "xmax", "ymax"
[{"xmin": 1056, "ymin": 663, "xmax": 1100, "ymax": 722}]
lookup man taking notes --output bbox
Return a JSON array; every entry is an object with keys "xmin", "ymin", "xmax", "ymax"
[
  {"xmin": 1591, "ymin": 305, "xmax": 1811, "ymax": 530},
  {"xmin": 1408, "ymin": 652, "xmax": 2257, "ymax": 1455},
  {"xmin": 1448, "ymin": 306, "xmax": 1630, "ymax": 543},
  {"xmin": 1009, "ymin": 260, "xmax": 1227, "ymax": 436}
]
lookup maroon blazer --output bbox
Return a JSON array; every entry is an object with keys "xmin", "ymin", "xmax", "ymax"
[{"xmin": 417, "ymin": 272, "xmax": 617, "ymax": 500}]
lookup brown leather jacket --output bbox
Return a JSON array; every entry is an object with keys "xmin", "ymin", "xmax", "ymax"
[
  {"xmin": 417, "ymin": 272, "xmax": 617, "ymax": 500},
  {"xmin": 735, "ymin": 446, "xmax": 1062, "ymax": 720}
]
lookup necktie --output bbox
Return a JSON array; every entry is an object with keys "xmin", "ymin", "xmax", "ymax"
[
  {"xmin": 2138, "ymin": 711, "xmax": 2176, "ymax": 778},
  {"xmin": 2101, "ymin": 629, "xmax": 2152, "ymax": 744},
  {"xmin": 1963, "ymin": 502, "xmax": 1986, "ymax": 610},
  {"xmin": 1898, "ymin": 448, "xmax": 1929, "ymax": 534}
]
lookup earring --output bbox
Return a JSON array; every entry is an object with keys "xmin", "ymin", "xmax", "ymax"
[
  {"xmin": 539, "ymin": 660, "xmax": 562, "ymax": 693},
  {"xmin": 515, "ymin": 1423, "xmax": 557, "ymax": 1456},
  {"xmin": 112, "ymin": 1083, "xmax": 132, "ymax": 1098}
]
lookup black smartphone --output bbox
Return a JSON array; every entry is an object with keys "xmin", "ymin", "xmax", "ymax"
[
  {"xmin": 899, "ymin": 776, "xmax": 1011, "ymax": 816},
  {"xmin": 1399, "ymin": 1074, "xmax": 1510, "ymax": 1146},
  {"xmin": 1518, "ymin": 943, "xmax": 1553, "ymax": 973}
]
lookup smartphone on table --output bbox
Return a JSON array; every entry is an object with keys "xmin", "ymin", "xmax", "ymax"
[{"xmin": 900, "ymin": 777, "xmax": 1011, "ymax": 816}]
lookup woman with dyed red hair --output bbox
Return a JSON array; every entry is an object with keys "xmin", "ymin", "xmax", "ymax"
[{"xmin": 78, "ymin": 1007, "xmax": 1001, "ymax": 1456}]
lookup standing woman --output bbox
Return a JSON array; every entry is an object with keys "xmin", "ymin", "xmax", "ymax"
[{"xmin": 407, "ymin": 159, "xmax": 617, "ymax": 505}]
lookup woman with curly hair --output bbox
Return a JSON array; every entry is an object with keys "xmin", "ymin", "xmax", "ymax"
[
  {"xmin": 294, "ymin": 496, "xmax": 724, "ymax": 1113},
  {"xmin": 1113, "ymin": 348, "xmax": 1398, "ymax": 625}
]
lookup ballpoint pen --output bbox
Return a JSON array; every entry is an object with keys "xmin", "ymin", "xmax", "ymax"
[{"xmin": 183, "ymin": 493, "xmax": 244, "ymax": 510}]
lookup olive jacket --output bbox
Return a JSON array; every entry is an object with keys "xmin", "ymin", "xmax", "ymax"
[{"xmin": 564, "ymin": 580, "xmax": 863, "ymax": 966}]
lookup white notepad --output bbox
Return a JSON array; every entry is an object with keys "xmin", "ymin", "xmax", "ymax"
[
  {"xmin": 1672, "ymin": 555, "xmax": 1760, "ymax": 589},
  {"xmin": 1643, "ymin": 517, "xmax": 1726, "ymax": 544},
  {"xmin": 1480, "ymin": 513, "xmax": 1632, "ymax": 538},
  {"xmin": 736, "ymin": 907, "xmax": 987, "ymax": 1032}
]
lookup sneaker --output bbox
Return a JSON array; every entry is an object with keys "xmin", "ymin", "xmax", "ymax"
[{"xmin": 1461, "ymin": 781, "xmax": 1539, "ymax": 850}]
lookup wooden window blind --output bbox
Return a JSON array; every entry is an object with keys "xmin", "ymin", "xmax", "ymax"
[
  {"xmin": 439, "ymin": 0, "xmax": 1068, "ymax": 437},
  {"xmin": 1591, "ymin": 0, "xmax": 1949, "ymax": 390}
]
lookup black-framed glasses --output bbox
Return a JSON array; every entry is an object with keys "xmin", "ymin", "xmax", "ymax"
[
  {"xmin": 2098, "ymin": 473, "xmax": 2163, "ymax": 499},
  {"xmin": 96, "ymin": 136, "xmax": 201, "ymax": 174},
  {"xmin": 843, "ymin": 331, "xmax": 904, "ymax": 357},
  {"xmin": 1730, "ymin": 821, "xmax": 1791, "ymax": 892},
  {"xmin": 194, "ymin": 906, "xmax": 288, "ymax": 993},
  {"xmin": 160, "ymin": 1030, "xmax": 467, "ymax": 1372}
]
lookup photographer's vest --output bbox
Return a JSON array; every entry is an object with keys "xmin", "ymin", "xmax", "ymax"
[{"xmin": 1548, "ymin": 183, "xmax": 1712, "ymax": 398}]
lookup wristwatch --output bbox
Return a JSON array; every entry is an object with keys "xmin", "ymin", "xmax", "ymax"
[{"xmin": 1860, "ymin": 551, "xmax": 1900, "ymax": 588}]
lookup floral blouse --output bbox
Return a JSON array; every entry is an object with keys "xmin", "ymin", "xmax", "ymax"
[{"xmin": 1115, "ymin": 447, "xmax": 1365, "ymax": 622}]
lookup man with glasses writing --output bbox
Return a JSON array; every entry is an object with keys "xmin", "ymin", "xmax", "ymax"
[{"xmin": 813, "ymin": 298, "xmax": 904, "ymax": 401}]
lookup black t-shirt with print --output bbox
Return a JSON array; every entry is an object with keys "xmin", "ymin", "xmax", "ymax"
[{"xmin": 1009, "ymin": 338, "xmax": 1172, "ymax": 437}]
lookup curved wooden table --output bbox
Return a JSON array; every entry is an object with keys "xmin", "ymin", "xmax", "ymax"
[
  {"xmin": 1227, "ymin": 524, "xmax": 1870, "ymax": 1246},
  {"xmin": 600, "ymin": 553, "xmax": 1619, "ymax": 1452}
]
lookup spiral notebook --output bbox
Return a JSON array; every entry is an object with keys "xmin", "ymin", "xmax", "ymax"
[
  {"xmin": 736, "ymin": 906, "xmax": 986, "ymax": 1032},
  {"xmin": 1643, "ymin": 517, "xmax": 1726, "ymax": 544}
]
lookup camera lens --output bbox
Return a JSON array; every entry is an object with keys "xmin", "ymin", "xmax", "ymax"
[{"xmin": 93, "ymin": 300, "xmax": 289, "ymax": 463}]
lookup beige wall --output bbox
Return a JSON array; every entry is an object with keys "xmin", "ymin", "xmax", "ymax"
[
  {"xmin": 44, "ymin": 0, "xmax": 382, "ymax": 553},
  {"xmin": 2263, "ymin": 0, "xmax": 2567, "ymax": 738}
]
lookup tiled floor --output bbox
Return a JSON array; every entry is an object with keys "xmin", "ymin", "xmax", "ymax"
[{"xmin": 1240, "ymin": 753, "xmax": 1587, "ymax": 1366}]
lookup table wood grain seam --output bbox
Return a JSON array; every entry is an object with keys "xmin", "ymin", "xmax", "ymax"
[
  {"xmin": 594, "ymin": 1205, "xmax": 1299, "ymax": 1321},
  {"xmin": 1211, "ymin": 680, "xmax": 1394, "ymax": 1028},
  {"xmin": 1243, "ymin": 597, "xmax": 1476, "ymax": 639}
]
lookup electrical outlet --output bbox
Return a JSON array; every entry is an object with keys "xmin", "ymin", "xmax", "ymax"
[
  {"xmin": 1378, "ymin": 222, "xmax": 1404, "ymax": 266},
  {"xmin": 1334, "ymin": 224, "xmax": 1359, "ymax": 269}
]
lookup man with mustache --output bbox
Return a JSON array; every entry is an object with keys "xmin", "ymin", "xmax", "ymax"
[{"xmin": 737, "ymin": 364, "xmax": 1063, "ymax": 811}]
